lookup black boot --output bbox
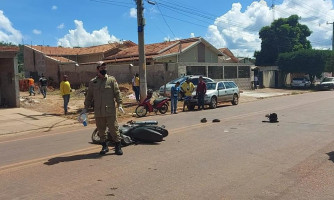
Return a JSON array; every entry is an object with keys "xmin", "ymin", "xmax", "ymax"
[
  {"xmin": 99, "ymin": 142, "xmax": 109, "ymax": 155},
  {"xmin": 115, "ymin": 142, "xmax": 123, "ymax": 155}
]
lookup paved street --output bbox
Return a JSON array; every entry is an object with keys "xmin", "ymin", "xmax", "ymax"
[{"xmin": 1, "ymin": 91, "xmax": 334, "ymax": 199}]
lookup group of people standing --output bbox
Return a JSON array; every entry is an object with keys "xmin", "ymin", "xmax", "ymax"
[
  {"xmin": 28, "ymin": 74, "xmax": 71, "ymax": 115},
  {"xmin": 27, "ymin": 74, "xmax": 48, "ymax": 98},
  {"xmin": 170, "ymin": 76, "xmax": 207, "ymax": 114}
]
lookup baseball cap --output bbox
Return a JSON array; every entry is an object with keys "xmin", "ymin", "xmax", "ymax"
[{"xmin": 97, "ymin": 61, "xmax": 106, "ymax": 67}]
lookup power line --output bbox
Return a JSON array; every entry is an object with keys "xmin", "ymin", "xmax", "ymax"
[
  {"xmin": 155, "ymin": 3, "xmax": 176, "ymax": 37},
  {"xmin": 90, "ymin": 0, "xmax": 133, "ymax": 8}
]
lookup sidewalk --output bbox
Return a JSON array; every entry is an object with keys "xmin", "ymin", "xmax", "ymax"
[
  {"xmin": 0, "ymin": 88, "xmax": 310, "ymax": 136},
  {"xmin": 0, "ymin": 108, "xmax": 79, "ymax": 136}
]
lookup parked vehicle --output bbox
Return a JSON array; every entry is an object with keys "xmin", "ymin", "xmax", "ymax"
[
  {"xmin": 291, "ymin": 77, "xmax": 311, "ymax": 88},
  {"xmin": 135, "ymin": 89, "xmax": 169, "ymax": 117},
  {"xmin": 188, "ymin": 81, "xmax": 240, "ymax": 110},
  {"xmin": 317, "ymin": 77, "xmax": 334, "ymax": 90},
  {"xmin": 159, "ymin": 75, "xmax": 214, "ymax": 98}
]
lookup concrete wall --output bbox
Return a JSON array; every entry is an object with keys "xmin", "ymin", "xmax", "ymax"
[
  {"xmin": 24, "ymin": 46, "xmax": 59, "ymax": 83},
  {"xmin": 214, "ymin": 78, "xmax": 252, "ymax": 90},
  {"xmin": 0, "ymin": 57, "xmax": 19, "ymax": 107},
  {"xmin": 59, "ymin": 63, "xmax": 177, "ymax": 90},
  {"xmin": 262, "ymin": 71, "xmax": 276, "ymax": 88},
  {"xmin": 258, "ymin": 66, "xmax": 279, "ymax": 88},
  {"xmin": 66, "ymin": 53, "xmax": 104, "ymax": 64},
  {"xmin": 205, "ymin": 48, "xmax": 218, "ymax": 63}
]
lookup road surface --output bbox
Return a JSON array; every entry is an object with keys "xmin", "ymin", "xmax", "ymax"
[{"xmin": 1, "ymin": 91, "xmax": 334, "ymax": 200}]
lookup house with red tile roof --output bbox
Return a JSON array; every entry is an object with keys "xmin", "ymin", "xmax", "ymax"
[
  {"xmin": 104, "ymin": 37, "xmax": 222, "ymax": 65},
  {"xmin": 0, "ymin": 46, "xmax": 20, "ymax": 107},
  {"xmin": 23, "ymin": 37, "xmax": 254, "ymax": 90},
  {"xmin": 24, "ymin": 41, "xmax": 136, "ymax": 84}
]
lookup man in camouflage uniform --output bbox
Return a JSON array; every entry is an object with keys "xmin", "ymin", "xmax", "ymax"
[{"xmin": 83, "ymin": 61, "xmax": 125, "ymax": 155}]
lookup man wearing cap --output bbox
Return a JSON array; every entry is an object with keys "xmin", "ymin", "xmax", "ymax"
[
  {"xmin": 82, "ymin": 61, "xmax": 125, "ymax": 155},
  {"xmin": 60, "ymin": 75, "xmax": 71, "ymax": 115},
  {"xmin": 180, "ymin": 77, "xmax": 195, "ymax": 112}
]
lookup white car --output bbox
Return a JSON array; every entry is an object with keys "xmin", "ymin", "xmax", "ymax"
[
  {"xmin": 291, "ymin": 78, "xmax": 311, "ymax": 88},
  {"xmin": 188, "ymin": 81, "xmax": 240, "ymax": 109},
  {"xmin": 318, "ymin": 77, "xmax": 334, "ymax": 90},
  {"xmin": 159, "ymin": 75, "xmax": 214, "ymax": 97}
]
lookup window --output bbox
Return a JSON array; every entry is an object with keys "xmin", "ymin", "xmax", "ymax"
[
  {"xmin": 207, "ymin": 82, "xmax": 217, "ymax": 90},
  {"xmin": 218, "ymin": 82, "xmax": 225, "ymax": 90},
  {"xmin": 224, "ymin": 66, "xmax": 237, "ymax": 79},
  {"xmin": 208, "ymin": 66, "xmax": 223, "ymax": 79},
  {"xmin": 238, "ymin": 66, "xmax": 250, "ymax": 78},
  {"xmin": 224, "ymin": 82, "xmax": 236, "ymax": 89}
]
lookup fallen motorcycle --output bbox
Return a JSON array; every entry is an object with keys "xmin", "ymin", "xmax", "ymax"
[
  {"xmin": 91, "ymin": 120, "xmax": 168, "ymax": 145},
  {"xmin": 135, "ymin": 89, "xmax": 169, "ymax": 117}
]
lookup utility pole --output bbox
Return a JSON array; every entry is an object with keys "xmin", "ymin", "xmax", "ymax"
[
  {"xmin": 136, "ymin": 0, "xmax": 147, "ymax": 101},
  {"xmin": 327, "ymin": 22, "xmax": 334, "ymax": 50}
]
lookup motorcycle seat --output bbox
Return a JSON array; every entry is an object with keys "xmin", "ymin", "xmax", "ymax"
[{"xmin": 153, "ymin": 98, "xmax": 167, "ymax": 105}]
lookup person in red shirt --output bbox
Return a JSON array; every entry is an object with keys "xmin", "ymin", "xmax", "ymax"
[{"xmin": 196, "ymin": 76, "xmax": 206, "ymax": 110}]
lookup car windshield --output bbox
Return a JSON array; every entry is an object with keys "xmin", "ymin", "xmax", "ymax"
[
  {"xmin": 207, "ymin": 83, "xmax": 217, "ymax": 90},
  {"xmin": 323, "ymin": 77, "xmax": 334, "ymax": 82},
  {"xmin": 169, "ymin": 77, "xmax": 187, "ymax": 84}
]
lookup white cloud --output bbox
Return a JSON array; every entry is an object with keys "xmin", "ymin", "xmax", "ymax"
[
  {"xmin": 57, "ymin": 20, "xmax": 119, "ymax": 47},
  {"xmin": 130, "ymin": 8, "xmax": 137, "ymax": 18},
  {"xmin": 52, "ymin": 5, "xmax": 58, "ymax": 10},
  {"xmin": 0, "ymin": 10, "xmax": 22, "ymax": 44},
  {"xmin": 163, "ymin": 36, "xmax": 181, "ymax": 41},
  {"xmin": 190, "ymin": 33, "xmax": 195, "ymax": 38},
  {"xmin": 57, "ymin": 23, "xmax": 65, "ymax": 29},
  {"xmin": 205, "ymin": 0, "xmax": 334, "ymax": 57},
  {"xmin": 33, "ymin": 29, "xmax": 41, "ymax": 35}
]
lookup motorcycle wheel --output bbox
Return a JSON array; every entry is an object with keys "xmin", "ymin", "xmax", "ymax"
[
  {"xmin": 91, "ymin": 128, "xmax": 101, "ymax": 144},
  {"xmin": 135, "ymin": 105, "xmax": 148, "ymax": 117},
  {"xmin": 159, "ymin": 103, "xmax": 168, "ymax": 114}
]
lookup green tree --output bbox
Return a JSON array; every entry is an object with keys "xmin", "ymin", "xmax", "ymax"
[
  {"xmin": 278, "ymin": 49, "xmax": 332, "ymax": 82},
  {"xmin": 255, "ymin": 15, "xmax": 312, "ymax": 66}
]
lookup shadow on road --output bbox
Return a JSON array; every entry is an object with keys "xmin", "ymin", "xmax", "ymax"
[
  {"xmin": 44, "ymin": 152, "xmax": 103, "ymax": 165},
  {"xmin": 326, "ymin": 151, "xmax": 334, "ymax": 162}
]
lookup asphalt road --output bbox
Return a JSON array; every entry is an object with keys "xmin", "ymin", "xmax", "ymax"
[{"xmin": 1, "ymin": 91, "xmax": 334, "ymax": 200}]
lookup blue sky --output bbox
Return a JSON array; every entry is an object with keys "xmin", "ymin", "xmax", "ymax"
[{"xmin": 1, "ymin": 0, "xmax": 333, "ymax": 57}]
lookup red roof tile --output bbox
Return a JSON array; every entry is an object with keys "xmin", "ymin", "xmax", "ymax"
[
  {"xmin": 105, "ymin": 37, "xmax": 200, "ymax": 61},
  {"xmin": 219, "ymin": 48, "xmax": 239, "ymax": 63},
  {"xmin": 0, "ymin": 46, "xmax": 19, "ymax": 52},
  {"xmin": 48, "ymin": 56, "xmax": 76, "ymax": 63},
  {"xmin": 26, "ymin": 41, "xmax": 136, "ymax": 56}
]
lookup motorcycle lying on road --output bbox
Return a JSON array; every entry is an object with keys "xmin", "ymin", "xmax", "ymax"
[
  {"xmin": 135, "ymin": 89, "xmax": 169, "ymax": 117},
  {"xmin": 91, "ymin": 120, "xmax": 168, "ymax": 145}
]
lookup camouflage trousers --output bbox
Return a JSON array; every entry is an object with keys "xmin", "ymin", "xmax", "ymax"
[{"xmin": 95, "ymin": 115, "xmax": 121, "ymax": 143}]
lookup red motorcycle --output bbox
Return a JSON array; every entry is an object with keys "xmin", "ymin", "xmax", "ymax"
[{"xmin": 135, "ymin": 89, "xmax": 169, "ymax": 117}]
